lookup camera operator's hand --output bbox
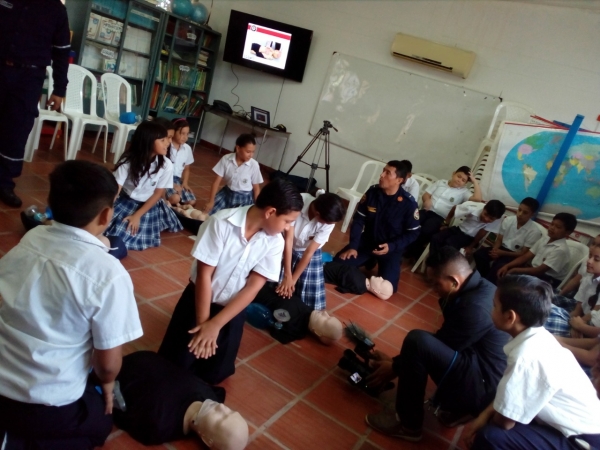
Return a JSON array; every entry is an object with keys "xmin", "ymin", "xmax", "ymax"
[{"xmin": 366, "ymin": 360, "xmax": 395, "ymax": 389}]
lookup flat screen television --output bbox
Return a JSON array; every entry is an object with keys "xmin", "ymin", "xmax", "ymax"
[{"xmin": 222, "ymin": 10, "xmax": 313, "ymax": 82}]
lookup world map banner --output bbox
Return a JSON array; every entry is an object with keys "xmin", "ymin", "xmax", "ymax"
[{"xmin": 489, "ymin": 123, "xmax": 600, "ymax": 224}]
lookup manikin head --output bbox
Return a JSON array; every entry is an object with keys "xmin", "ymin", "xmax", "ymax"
[
  {"xmin": 366, "ymin": 276, "xmax": 393, "ymax": 300},
  {"xmin": 190, "ymin": 400, "xmax": 249, "ymax": 450},
  {"xmin": 309, "ymin": 310, "xmax": 342, "ymax": 345}
]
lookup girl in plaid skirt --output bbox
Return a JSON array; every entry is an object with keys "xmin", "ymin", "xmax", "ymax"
[
  {"xmin": 205, "ymin": 134, "xmax": 263, "ymax": 215},
  {"xmin": 105, "ymin": 121, "xmax": 183, "ymax": 251},
  {"xmin": 277, "ymin": 192, "xmax": 346, "ymax": 310},
  {"xmin": 165, "ymin": 118, "xmax": 197, "ymax": 207}
]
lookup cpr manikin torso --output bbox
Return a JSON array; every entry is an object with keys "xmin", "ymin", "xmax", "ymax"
[
  {"xmin": 366, "ymin": 276, "xmax": 393, "ymax": 300},
  {"xmin": 184, "ymin": 399, "xmax": 249, "ymax": 450},
  {"xmin": 309, "ymin": 310, "xmax": 343, "ymax": 345},
  {"xmin": 173, "ymin": 204, "xmax": 207, "ymax": 221}
]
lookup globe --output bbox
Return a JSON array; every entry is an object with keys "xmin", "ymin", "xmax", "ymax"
[
  {"xmin": 501, "ymin": 131, "xmax": 600, "ymax": 220},
  {"xmin": 172, "ymin": 0, "xmax": 192, "ymax": 18},
  {"xmin": 190, "ymin": 3, "xmax": 208, "ymax": 24}
]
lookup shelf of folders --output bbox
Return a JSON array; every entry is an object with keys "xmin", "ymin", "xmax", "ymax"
[{"xmin": 157, "ymin": 61, "xmax": 207, "ymax": 91}]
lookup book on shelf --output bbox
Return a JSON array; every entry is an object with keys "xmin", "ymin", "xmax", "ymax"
[
  {"xmin": 160, "ymin": 92, "xmax": 189, "ymax": 114},
  {"xmin": 187, "ymin": 96, "xmax": 205, "ymax": 117},
  {"xmin": 97, "ymin": 17, "xmax": 123, "ymax": 45},
  {"xmin": 124, "ymin": 26, "xmax": 152, "ymax": 54},
  {"xmin": 202, "ymin": 34, "xmax": 213, "ymax": 48},
  {"xmin": 150, "ymin": 84, "xmax": 161, "ymax": 109},
  {"xmin": 112, "ymin": 21, "xmax": 123, "ymax": 46},
  {"xmin": 193, "ymin": 71, "xmax": 206, "ymax": 91},
  {"xmin": 87, "ymin": 13, "xmax": 102, "ymax": 40}
]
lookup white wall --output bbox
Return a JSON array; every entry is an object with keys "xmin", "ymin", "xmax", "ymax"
[{"xmin": 201, "ymin": 0, "xmax": 600, "ymax": 192}]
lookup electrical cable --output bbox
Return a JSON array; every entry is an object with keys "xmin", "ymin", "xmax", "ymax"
[
  {"xmin": 272, "ymin": 78, "xmax": 285, "ymax": 124},
  {"xmin": 230, "ymin": 64, "xmax": 242, "ymax": 113}
]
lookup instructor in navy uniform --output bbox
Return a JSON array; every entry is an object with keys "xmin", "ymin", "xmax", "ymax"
[
  {"xmin": 335, "ymin": 160, "xmax": 420, "ymax": 292},
  {"xmin": 0, "ymin": 0, "xmax": 70, "ymax": 207}
]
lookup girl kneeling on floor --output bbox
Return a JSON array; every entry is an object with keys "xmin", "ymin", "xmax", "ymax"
[{"xmin": 105, "ymin": 121, "xmax": 183, "ymax": 250}]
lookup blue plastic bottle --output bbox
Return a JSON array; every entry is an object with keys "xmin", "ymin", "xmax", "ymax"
[{"xmin": 246, "ymin": 303, "xmax": 274, "ymax": 329}]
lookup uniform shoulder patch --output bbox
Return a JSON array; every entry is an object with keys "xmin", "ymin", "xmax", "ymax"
[
  {"xmin": 360, "ymin": 194, "xmax": 366, "ymax": 203},
  {"xmin": 397, "ymin": 196, "xmax": 403, "ymax": 202},
  {"xmin": 414, "ymin": 208, "xmax": 420, "ymax": 220}
]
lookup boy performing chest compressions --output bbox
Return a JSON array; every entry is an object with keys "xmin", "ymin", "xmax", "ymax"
[
  {"xmin": 159, "ymin": 178, "xmax": 303, "ymax": 385},
  {"xmin": 0, "ymin": 161, "xmax": 143, "ymax": 449}
]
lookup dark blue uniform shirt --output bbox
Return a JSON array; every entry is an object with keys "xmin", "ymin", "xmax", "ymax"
[
  {"xmin": 349, "ymin": 184, "xmax": 421, "ymax": 254},
  {"xmin": 0, "ymin": 0, "xmax": 70, "ymax": 96}
]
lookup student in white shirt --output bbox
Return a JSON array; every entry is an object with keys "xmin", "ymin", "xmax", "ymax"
[
  {"xmin": 430, "ymin": 200, "xmax": 505, "ymax": 258},
  {"xmin": 474, "ymin": 197, "xmax": 542, "ymax": 284},
  {"xmin": 546, "ymin": 245, "xmax": 600, "ymax": 339},
  {"xmin": 205, "ymin": 134, "xmax": 264, "ymax": 215},
  {"xmin": 276, "ymin": 192, "xmax": 345, "ymax": 310},
  {"xmin": 400, "ymin": 159, "xmax": 419, "ymax": 200},
  {"xmin": 165, "ymin": 118, "xmax": 196, "ymax": 206},
  {"xmin": 497, "ymin": 212, "xmax": 576, "ymax": 288},
  {"xmin": 464, "ymin": 275, "xmax": 600, "ymax": 450},
  {"xmin": 0, "ymin": 161, "xmax": 143, "ymax": 449},
  {"xmin": 555, "ymin": 234, "xmax": 600, "ymax": 303},
  {"xmin": 405, "ymin": 165, "xmax": 481, "ymax": 259},
  {"xmin": 104, "ymin": 121, "xmax": 183, "ymax": 251},
  {"xmin": 158, "ymin": 178, "xmax": 303, "ymax": 385}
]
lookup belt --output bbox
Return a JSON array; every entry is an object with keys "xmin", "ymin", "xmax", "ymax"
[{"xmin": 3, "ymin": 60, "xmax": 39, "ymax": 69}]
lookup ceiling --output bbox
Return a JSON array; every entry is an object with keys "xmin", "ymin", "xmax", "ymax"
[{"xmin": 502, "ymin": 0, "xmax": 600, "ymax": 11}]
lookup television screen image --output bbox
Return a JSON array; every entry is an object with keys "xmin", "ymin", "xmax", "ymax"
[
  {"xmin": 243, "ymin": 24, "xmax": 291, "ymax": 70},
  {"xmin": 223, "ymin": 10, "xmax": 313, "ymax": 82}
]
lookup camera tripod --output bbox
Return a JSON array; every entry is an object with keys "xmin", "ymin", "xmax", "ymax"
[{"xmin": 285, "ymin": 120, "xmax": 337, "ymax": 192}]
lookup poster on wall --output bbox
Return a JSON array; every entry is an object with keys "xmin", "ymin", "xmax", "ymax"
[{"xmin": 489, "ymin": 122, "xmax": 600, "ymax": 224}]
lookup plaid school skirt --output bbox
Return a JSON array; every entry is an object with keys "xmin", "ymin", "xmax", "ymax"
[
  {"xmin": 209, "ymin": 186, "xmax": 253, "ymax": 215},
  {"xmin": 544, "ymin": 304, "xmax": 571, "ymax": 337},
  {"xmin": 166, "ymin": 175, "xmax": 196, "ymax": 204},
  {"xmin": 105, "ymin": 193, "xmax": 183, "ymax": 251},
  {"xmin": 279, "ymin": 248, "xmax": 326, "ymax": 310}
]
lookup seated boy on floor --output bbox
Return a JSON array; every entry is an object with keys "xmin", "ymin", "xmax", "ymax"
[
  {"xmin": 497, "ymin": 212, "xmax": 576, "ymax": 288},
  {"xmin": 464, "ymin": 275, "xmax": 600, "ymax": 450},
  {"xmin": 0, "ymin": 161, "xmax": 143, "ymax": 449},
  {"xmin": 474, "ymin": 197, "xmax": 542, "ymax": 285},
  {"xmin": 158, "ymin": 178, "xmax": 303, "ymax": 385},
  {"xmin": 429, "ymin": 199, "xmax": 505, "ymax": 258}
]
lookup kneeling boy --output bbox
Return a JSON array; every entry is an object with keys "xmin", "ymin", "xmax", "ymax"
[
  {"xmin": 465, "ymin": 275, "xmax": 600, "ymax": 449},
  {"xmin": 0, "ymin": 161, "xmax": 143, "ymax": 449},
  {"xmin": 159, "ymin": 178, "xmax": 303, "ymax": 385}
]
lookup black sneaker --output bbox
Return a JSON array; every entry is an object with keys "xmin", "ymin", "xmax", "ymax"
[
  {"xmin": 365, "ymin": 411, "xmax": 423, "ymax": 442},
  {"xmin": 0, "ymin": 188, "xmax": 22, "ymax": 208},
  {"xmin": 436, "ymin": 409, "xmax": 473, "ymax": 428}
]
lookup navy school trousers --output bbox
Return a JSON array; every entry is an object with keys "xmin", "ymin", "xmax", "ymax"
[{"xmin": 158, "ymin": 282, "xmax": 246, "ymax": 385}]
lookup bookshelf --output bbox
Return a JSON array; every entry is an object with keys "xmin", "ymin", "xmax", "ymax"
[{"xmin": 66, "ymin": 0, "xmax": 221, "ymax": 147}]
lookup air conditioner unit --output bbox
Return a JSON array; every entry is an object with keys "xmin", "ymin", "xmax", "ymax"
[{"xmin": 391, "ymin": 33, "xmax": 476, "ymax": 79}]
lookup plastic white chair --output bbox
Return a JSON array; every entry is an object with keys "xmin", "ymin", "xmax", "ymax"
[
  {"xmin": 411, "ymin": 173, "xmax": 438, "ymax": 208},
  {"xmin": 557, "ymin": 240, "xmax": 590, "ymax": 289},
  {"xmin": 485, "ymin": 102, "xmax": 535, "ymax": 141},
  {"xmin": 336, "ymin": 160, "xmax": 386, "ymax": 233},
  {"xmin": 24, "ymin": 66, "xmax": 69, "ymax": 162},
  {"xmin": 95, "ymin": 73, "xmax": 138, "ymax": 164},
  {"xmin": 63, "ymin": 64, "xmax": 108, "ymax": 161}
]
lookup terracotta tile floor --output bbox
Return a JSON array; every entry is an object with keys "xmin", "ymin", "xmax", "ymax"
[{"xmin": 1, "ymin": 135, "xmax": 468, "ymax": 449}]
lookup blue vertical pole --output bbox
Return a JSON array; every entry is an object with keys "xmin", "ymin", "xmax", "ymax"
[{"xmin": 535, "ymin": 114, "xmax": 584, "ymax": 214}]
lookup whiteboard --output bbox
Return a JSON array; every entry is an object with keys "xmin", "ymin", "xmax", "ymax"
[{"xmin": 310, "ymin": 53, "xmax": 500, "ymax": 175}]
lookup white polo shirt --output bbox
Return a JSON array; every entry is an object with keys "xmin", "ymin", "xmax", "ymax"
[
  {"xmin": 189, "ymin": 206, "xmax": 284, "ymax": 305},
  {"xmin": 499, "ymin": 216, "xmax": 542, "ymax": 252},
  {"xmin": 403, "ymin": 177, "xmax": 419, "ymax": 201},
  {"xmin": 530, "ymin": 236, "xmax": 570, "ymax": 280},
  {"xmin": 169, "ymin": 143, "xmax": 194, "ymax": 178},
  {"xmin": 0, "ymin": 223, "xmax": 142, "ymax": 406},
  {"xmin": 115, "ymin": 157, "xmax": 173, "ymax": 202},
  {"xmin": 425, "ymin": 179, "xmax": 471, "ymax": 218},
  {"xmin": 494, "ymin": 326, "xmax": 600, "ymax": 437},
  {"xmin": 212, "ymin": 153, "xmax": 263, "ymax": 193},
  {"xmin": 292, "ymin": 193, "xmax": 335, "ymax": 251},
  {"xmin": 454, "ymin": 202, "xmax": 502, "ymax": 237},
  {"xmin": 574, "ymin": 273, "xmax": 600, "ymax": 315}
]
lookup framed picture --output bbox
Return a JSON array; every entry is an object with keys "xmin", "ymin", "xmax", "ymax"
[{"xmin": 251, "ymin": 106, "xmax": 270, "ymax": 127}]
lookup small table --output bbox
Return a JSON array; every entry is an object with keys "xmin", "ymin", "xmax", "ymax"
[{"xmin": 205, "ymin": 108, "xmax": 291, "ymax": 170}]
